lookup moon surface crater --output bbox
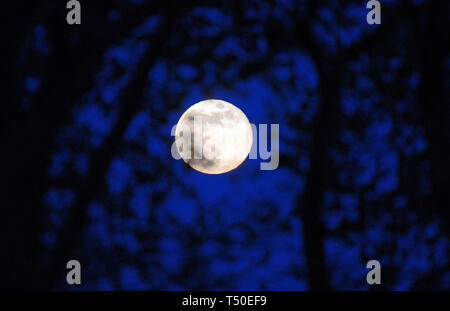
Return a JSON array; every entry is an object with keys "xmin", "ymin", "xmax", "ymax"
[{"xmin": 175, "ymin": 99, "xmax": 253, "ymax": 174}]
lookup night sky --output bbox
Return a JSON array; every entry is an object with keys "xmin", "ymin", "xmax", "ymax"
[{"xmin": 2, "ymin": 0, "xmax": 449, "ymax": 290}]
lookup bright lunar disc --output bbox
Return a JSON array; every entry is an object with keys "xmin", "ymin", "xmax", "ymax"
[{"xmin": 175, "ymin": 99, "xmax": 253, "ymax": 174}]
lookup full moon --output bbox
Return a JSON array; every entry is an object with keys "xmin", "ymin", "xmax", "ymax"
[{"xmin": 175, "ymin": 99, "xmax": 253, "ymax": 174}]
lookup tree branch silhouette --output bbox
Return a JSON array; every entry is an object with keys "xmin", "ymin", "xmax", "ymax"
[{"xmin": 36, "ymin": 15, "xmax": 179, "ymax": 289}]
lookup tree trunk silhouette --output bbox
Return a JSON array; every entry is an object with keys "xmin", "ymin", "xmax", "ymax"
[
  {"xmin": 295, "ymin": 59, "xmax": 342, "ymax": 290},
  {"xmin": 416, "ymin": 1, "xmax": 450, "ymax": 229},
  {"xmin": 37, "ymin": 9, "xmax": 186, "ymax": 289}
]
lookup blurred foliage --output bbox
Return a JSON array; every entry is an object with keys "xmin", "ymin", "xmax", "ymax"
[{"xmin": 3, "ymin": 0, "xmax": 449, "ymax": 290}]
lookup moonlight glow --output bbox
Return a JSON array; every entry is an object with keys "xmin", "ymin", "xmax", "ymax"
[{"xmin": 175, "ymin": 99, "xmax": 253, "ymax": 174}]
